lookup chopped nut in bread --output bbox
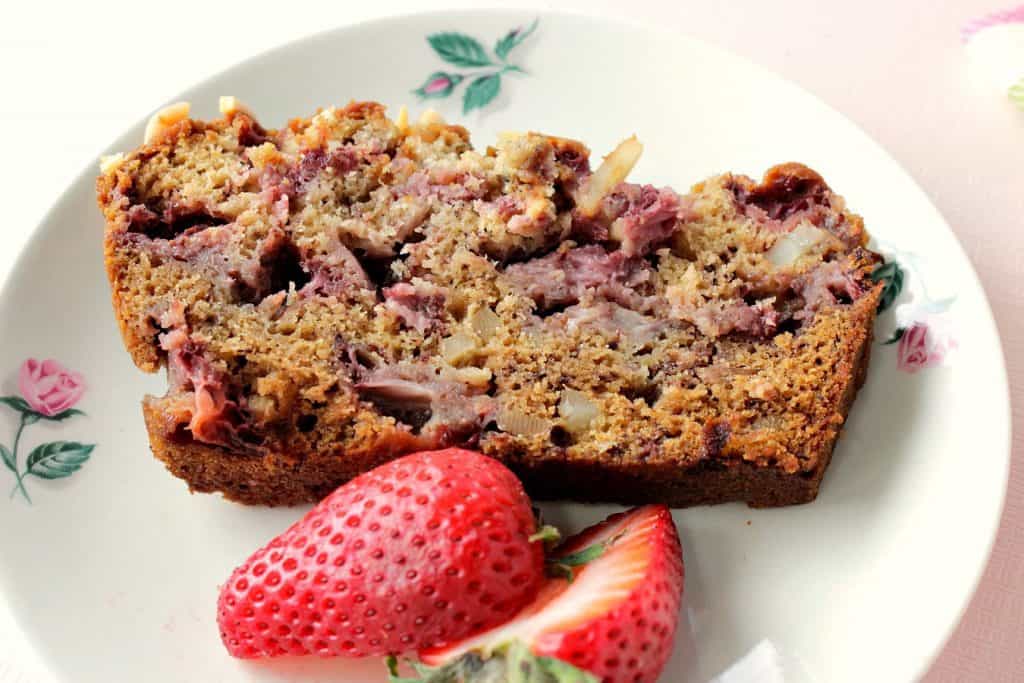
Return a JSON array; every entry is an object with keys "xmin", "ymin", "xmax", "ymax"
[
  {"xmin": 143, "ymin": 101, "xmax": 191, "ymax": 145},
  {"xmin": 98, "ymin": 100, "xmax": 882, "ymax": 508}
]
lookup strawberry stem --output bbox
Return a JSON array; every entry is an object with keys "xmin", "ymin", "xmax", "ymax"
[{"xmin": 528, "ymin": 524, "xmax": 561, "ymax": 545}]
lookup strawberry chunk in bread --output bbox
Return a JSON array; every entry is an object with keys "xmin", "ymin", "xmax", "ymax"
[{"xmin": 98, "ymin": 100, "xmax": 882, "ymax": 508}]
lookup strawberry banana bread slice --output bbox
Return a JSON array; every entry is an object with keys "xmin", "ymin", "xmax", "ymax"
[{"xmin": 97, "ymin": 98, "xmax": 881, "ymax": 507}]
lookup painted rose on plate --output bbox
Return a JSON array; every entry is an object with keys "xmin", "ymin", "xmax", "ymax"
[
  {"xmin": 18, "ymin": 358, "xmax": 86, "ymax": 417},
  {"xmin": 872, "ymin": 249, "xmax": 957, "ymax": 373},
  {"xmin": 894, "ymin": 319, "xmax": 957, "ymax": 373},
  {"xmin": 1, "ymin": 358, "xmax": 95, "ymax": 503}
]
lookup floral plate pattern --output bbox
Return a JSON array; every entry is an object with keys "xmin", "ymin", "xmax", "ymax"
[
  {"xmin": 1, "ymin": 359, "xmax": 94, "ymax": 503},
  {"xmin": 412, "ymin": 19, "xmax": 538, "ymax": 113},
  {"xmin": 872, "ymin": 254, "xmax": 956, "ymax": 373}
]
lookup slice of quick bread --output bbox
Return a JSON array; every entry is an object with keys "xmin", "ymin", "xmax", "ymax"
[{"xmin": 97, "ymin": 99, "xmax": 881, "ymax": 507}]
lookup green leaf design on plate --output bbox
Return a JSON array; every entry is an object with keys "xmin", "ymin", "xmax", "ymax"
[
  {"xmin": 870, "ymin": 261, "xmax": 904, "ymax": 313},
  {"xmin": 412, "ymin": 71, "xmax": 465, "ymax": 99},
  {"xmin": 24, "ymin": 441, "xmax": 94, "ymax": 480},
  {"xmin": 463, "ymin": 74, "xmax": 502, "ymax": 114},
  {"xmin": 0, "ymin": 397, "xmax": 83, "ymax": 422},
  {"xmin": 1010, "ymin": 78, "xmax": 1024, "ymax": 110},
  {"xmin": 427, "ymin": 32, "xmax": 493, "ymax": 67},
  {"xmin": 0, "ymin": 396, "xmax": 32, "ymax": 413},
  {"xmin": 883, "ymin": 327, "xmax": 906, "ymax": 345},
  {"xmin": 494, "ymin": 18, "xmax": 539, "ymax": 61},
  {"xmin": 0, "ymin": 444, "xmax": 13, "ymax": 473},
  {"xmin": 41, "ymin": 408, "xmax": 86, "ymax": 422}
]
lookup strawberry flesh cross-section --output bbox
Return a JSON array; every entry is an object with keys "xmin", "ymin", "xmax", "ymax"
[{"xmin": 404, "ymin": 505, "xmax": 684, "ymax": 683}]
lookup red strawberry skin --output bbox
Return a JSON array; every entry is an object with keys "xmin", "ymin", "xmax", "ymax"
[
  {"xmin": 537, "ymin": 506, "xmax": 684, "ymax": 682},
  {"xmin": 217, "ymin": 448, "xmax": 543, "ymax": 659},
  {"xmin": 421, "ymin": 504, "xmax": 684, "ymax": 683}
]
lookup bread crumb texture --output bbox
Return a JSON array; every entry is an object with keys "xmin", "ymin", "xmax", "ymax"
[{"xmin": 98, "ymin": 101, "xmax": 882, "ymax": 507}]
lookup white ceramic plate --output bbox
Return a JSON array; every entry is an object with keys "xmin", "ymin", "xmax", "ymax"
[{"xmin": 0, "ymin": 10, "xmax": 1010, "ymax": 683}]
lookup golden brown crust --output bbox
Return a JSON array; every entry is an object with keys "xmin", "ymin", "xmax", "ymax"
[
  {"xmin": 143, "ymin": 285, "xmax": 875, "ymax": 508},
  {"xmin": 143, "ymin": 399, "xmax": 419, "ymax": 505}
]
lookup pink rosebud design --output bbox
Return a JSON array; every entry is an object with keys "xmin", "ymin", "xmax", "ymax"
[
  {"xmin": 18, "ymin": 359, "xmax": 86, "ymax": 416},
  {"xmin": 896, "ymin": 322, "xmax": 956, "ymax": 373},
  {"xmin": 425, "ymin": 76, "xmax": 452, "ymax": 94},
  {"xmin": 413, "ymin": 71, "xmax": 464, "ymax": 100}
]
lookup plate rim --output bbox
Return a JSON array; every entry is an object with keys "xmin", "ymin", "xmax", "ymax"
[{"xmin": 0, "ymin": 8, "xmax": 1012, "ymax": 681}]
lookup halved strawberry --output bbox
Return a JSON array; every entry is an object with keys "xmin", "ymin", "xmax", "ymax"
[
  {"xmin": 217, "ymin": 448, "xmax": 545, "ymax": 658},
  {"xmin": 404, "ymin": 505, "xmax": 684, "ymax": 683}
]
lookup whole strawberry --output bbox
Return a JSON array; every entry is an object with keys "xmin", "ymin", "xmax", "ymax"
[
  {"xmin": 217, "ymin": 448, "xmax": 545, "ymax": 658},
  {"xmin": 412, "ymin": 505, "xmax": 684, "ymax": 683}
]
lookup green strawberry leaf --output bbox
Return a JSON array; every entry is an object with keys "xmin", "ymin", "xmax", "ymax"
[
  {"xmin": 385, "ymin": 656, "xmax": 422, "ymax": 683},
  {"xmin": 883, "ymin": 327, "xmax": 906, "ymax": 345},
  {"xmin": 24, "ymin": 441, "xmax": 94, "ymax": 480},
  {"xmin": 463, "ymin": 74, "xmax": 502, "ymax": 114},
  {"xmin": 545, "ymin": 563, "xmax": 576, "ymax": 583},
  {"xmin": 0, "ymin": 444, "xmax": 13, "ymax": 473},
  {"xmin": 870, "ymin": 261, "xmax": 904, "ymax": 313},
  {"xmin": 427, "ymin": 32, "xmax": 492, "ymax": 67},
  {"xmin": 553, "ymin": 543, "xmax": 606, "ymax": 567},
  {"xmin": 387, "ymin": 642, "xmax": 598, "ymax": 682},
  {"xmin": 535, "ymin": 655, "xmax": 600, "ymax": 682},
  {"xmin": 387, "ymin": 653, "xmax": 492, "ymax": 682},
  {"xmin": 553, "ymin": 529, "xmax": 625, "ymax": 567},
  {"xmin": 545, "ymin": 531, "xmax": 624, "ymax": 583},
  {"xmin": 507, "ymin": 641, "xmax": 599, "ymax": 683},
  {"xmin": 0, "ymin": 396, "xmax": 32, "ymax": 413},
  {"xmin": 494, "ymin": 18, "xmax": 539, "ymax": 61}
]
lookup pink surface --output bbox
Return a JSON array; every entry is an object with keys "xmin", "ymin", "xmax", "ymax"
[
  {"xmin": 0, "ymin": 0, "xmax": 1021, "ymax": 680},
  {"xmin": 961, "ymin": 3, "xmax": 1024, "ymax": 41}
]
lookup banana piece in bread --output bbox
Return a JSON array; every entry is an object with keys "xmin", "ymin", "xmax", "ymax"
[{"xmin": 97, "ymin": 99, "xmax": 881, "ymax": 507}]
